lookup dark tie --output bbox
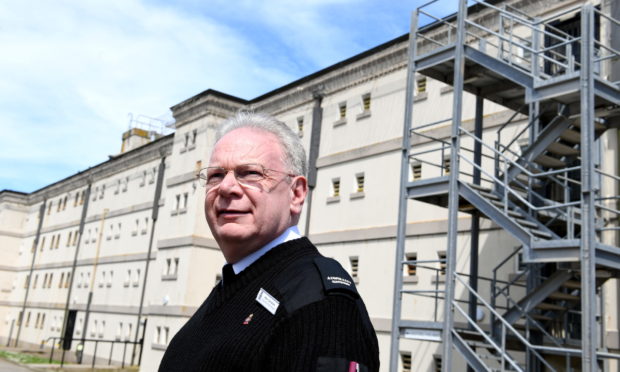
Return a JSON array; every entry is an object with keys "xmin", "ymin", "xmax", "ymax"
[{"xmin": 222, "ymin": 264, "xmax": 235, "ymax": 286}]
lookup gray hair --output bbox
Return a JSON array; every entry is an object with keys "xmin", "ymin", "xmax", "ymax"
[{"xmin": 215, "ymin": 111, "xmax": 307, "ymax": 176}]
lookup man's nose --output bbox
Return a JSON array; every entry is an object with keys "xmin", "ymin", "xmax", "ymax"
[{"xmin": 218, "ymin": 170, "xmax": 242, "ymax": 195}]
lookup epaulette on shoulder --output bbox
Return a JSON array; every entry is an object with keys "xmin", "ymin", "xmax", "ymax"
[
  {"xmin": 313, "ymin": 256, "xmax": 359, "ymax": 299},
  {"xmin": 273, "ymin": 256, "xmax": 359, "ymax": 315}
]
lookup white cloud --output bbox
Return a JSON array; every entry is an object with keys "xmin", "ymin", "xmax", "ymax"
[{"xmin": 0, "ymin": 0, "xmax": 418, "ymax": 192}]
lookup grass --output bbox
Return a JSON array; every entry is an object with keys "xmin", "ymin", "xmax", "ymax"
[{"xmin": 0, "ymin": 349, "xmax": 60, "ymax": 364}]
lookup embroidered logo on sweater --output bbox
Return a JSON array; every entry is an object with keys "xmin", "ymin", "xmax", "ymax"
[
  {"xmin": 243, "ymin": 313, "xmax": 253, "ymax": 325},
  {"xmin": 256, "ymin": 288, "xmax": 279, "ymax": 315}
]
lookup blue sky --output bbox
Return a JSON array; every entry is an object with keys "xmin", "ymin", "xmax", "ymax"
[{"xmin": 0, "ymin": 0, "xmax": 455, "ymax": 193}]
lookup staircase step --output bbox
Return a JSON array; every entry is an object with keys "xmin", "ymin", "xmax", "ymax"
[
  {"xmin": 536, "ymin": 302, "xmax": 567, "ymax": 311},
  {"xmin": 573, "ymin": 120, "xmax": 606, "ymax": 132},
  {"xmin": 546, "ymin": 142, "xmax": 579, "ymax": 156},
  {"xmin": 515, "ymin": 218, "xmax": 538, "ymax": 228},
  {"xmin": 530, "ymin": 229, "xmax": 553, "ymax": 239},
  {"xmin": 467, "ymin": 183, "xmax": 492, "ymax": 193},
  {"xmin": 531, "ymin": 314, "xmax": 555, "ymax": 322},
  {"xmin": 549, "ymin": 291, "xmax": 580, "ymax": 301},
  {"xmin": 562, "ymin": 280, "xmax": 581, "ymax": 290},
  {"xmin": 479, "ymin": 191, "xmax": 501, "ymax": 201},
  {"xmin": 535, "ymin": 154, "xmax": 566, "ymax": 168},
  {"xmin": 507, "ymin": 209, "xmax": 523, "ymax": 218},
  {"xmin": 560, "ymin": 128, "xmax": 581, "ymax": 144}
]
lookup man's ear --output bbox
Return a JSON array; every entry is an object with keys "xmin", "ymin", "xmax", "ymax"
[{"xmin": 290, "ymin": 176, "xmax": 308, "ymax": 216}]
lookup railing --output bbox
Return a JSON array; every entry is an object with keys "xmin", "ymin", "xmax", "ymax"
[
  {"xmin": 414, "ymin": 0, "xmax": 620, "ymax": 87},
  {"xmin": 454, "ymin": 272, "xmax": 620, "ymax": 371},
  {"xmin": 45, "ymin": 336, "xmax": 142, "ymax": 368}
]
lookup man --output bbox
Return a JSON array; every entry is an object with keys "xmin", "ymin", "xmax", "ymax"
[{"xmin": 159, "ymin": 112, "xmax": 379, "ymax": 372}]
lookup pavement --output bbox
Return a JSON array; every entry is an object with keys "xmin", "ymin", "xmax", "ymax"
[{"xmin": 0, "ymin": 357, "xmax": 37, "ymax": 372}]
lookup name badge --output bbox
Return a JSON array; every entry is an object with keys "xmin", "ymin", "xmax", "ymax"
[{"xmin": 256, "ymin": 288, "xmax": 279, "ymax": 315}]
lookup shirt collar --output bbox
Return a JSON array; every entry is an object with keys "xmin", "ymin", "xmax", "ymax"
[{"xmin": 231, "ymin": 226, "xmax": 301, "ymax": 275}]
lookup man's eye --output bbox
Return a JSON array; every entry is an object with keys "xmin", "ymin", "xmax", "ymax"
[
  {"xmin": 238, "ymin": 168, "xmax": 263, "ymax": 179},
  {"xmin": 207, "ymin": 171, "xmax": 225, "ymax": 180}
]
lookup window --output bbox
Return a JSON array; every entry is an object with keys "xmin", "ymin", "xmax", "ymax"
[
  {"xmin": 43, "ymin": 273, "xmax": 49, "ymax": 289},
  {"xmin": 349, "ymin": 257, "xmax": 359, "ymax": 280},
  {"xmin": 142, "ymin": 218, "xmax": 148, "ymax": 235},
  {"xmin": 85, "ymin": 272, "xmax": 90, "ymax": 288},
  {"xmin": 74, "ymin": 193, "xmax": 79, "ymax": 207},
  {"xmin": 25, "ymin": 312, "xmax": 31, "ymax": 327},
  {"xmin": 180, "ymin": 193, "xmax": 188, "ymax": 214},
  {"xmin": 35, "ymin": 313, "xmax": 41, "ymax": 329},
  {"xmin": 140, "ymin": 171, "xmax": 147, "ymax": 187},
  {"xmin": 400, "ymin": 352, "xmax": 412, "ymax": 372},
  {"xmin": 115, "ymin": 223, "xmax": 121, "ymax": 239},
  {"xmin": 442, "ymin": 155, "xmax": 451, "ymax": 176},
  {"xmin": 339, "ymin": 102, "xmax": 347, "ymax": 119},
  {"xmin": 17, "ymin": 311, "xmax": 23, "ymax": 326},
  {"xmin": 125, "ymin": 270, "xmax": 131, "ymax": 287},
  {"xmin": 99, "ymin": 185, "xmax": 105, "ymax": 199},
  {"xmin": 122, "ymin": 177, "xmax": 129, "ymax": 192},
  {"xmin": 297, "ymin": 117, "xmax": 304, "ymax": 137},
  {"xmin": 65, "ymin": 272, "xmax": 71, "ymax": 288},
  {"xmin": 416, "ymin": 77, "xmax": 427, "ymax": 93},
  {"xmin": 48, "ymin": 273, "xmax": 54, "ymax": 288},
  {"xmin": 98, "ymin": 320, "xmax": 105, "ymax": 338},
  {"xmin": 92, "ymin": 228, "xmax": 98, "ymax": 244},
  {"xmin": 107, "ymin": 224, "xmax": 113, "ymax": 241},
  {"xmin": 438, "ymin": 251, "xmax": 447, "ymax": 276},
  {"xmin": 72, "ymin": 231, "xmax": 79, "ymax": 246},
  {"xmin": 150, "ymin": 167, "xmax": 157, "ymax": 184},
  {"xmin": 99, "ymin": 272, "xmax": 105, "ymax": 288},
  {"xmin": 57, "ymin": 199, "xmax": 62, "ymax": 212},
  {"xmin": 117, "ymin": 322, "xmax": 123, "ymax": 341},
  {"xmin": 332, "ymin": 179, "xmax": 340, "ymax": 197},
  {"xmin": 411, "ymin": 162, "xmax": 422, "ymax": 181},
  {"xmin": 79, "ymin": 190, "xmax": 85, "ymax": 205},
  {"xmin": 91, "ymin": 320, "xmax": 97, "ymax": 337},
  {"xmin": 134, "ymin": 269, "xmax": 141, "ymax": 287},
  {"xmin": 132, "ymin": 219, "xmax": 139, "ymax": 236},
  {"xmin": 92, "ymin": 187, "xmax": 98, "ymax": 201},
  {"xmin": 47, "ymin": 202, "xmax": 52, "ymax": 215},
  {"xmin": 40, "ymin": 313, "xmax": 46, "ymax": 330},
  {"xmin": 63, "ymin": 196, "xmax": 68, "ymax": 210},
  {"xmin": 115, "ymin": 179, "xmax": 121, "ymax": 195},
  {"xmin": 55, "ymin": 234, "xmax": 60, "ymax": 249},
  {"xmin": 67, "ymin": 232, "xmax": 72, "ymax": 247},
  {"xmin": 405, "ymin": 253, "xmax": 417, "ymax": 276},
  {"xmin": 39, "ymin": 237, "xmax": 46, "ymax": 252},
  {"xmin": 59, "ymin": 273, "xmax": 65, "ymax": 288},
  {"xmin": 355, "ymin": 174, "xmax": 365, "ymax": 193},
  {"xmin": 125, "ymin": 323, "xmax": 132, "ymax": 341},
  {"xmin": 154, "ymin": 326, "xmax": 161, "ymax": 344},
  {"xmin": 191, "ymin": 129, "xmax": 197, "ymax": 146},
  {"xmin": 163, "ymin": 327, "xmax": 170, "ymax": 345},
  {"xmin": 107, "ymin": 270, "xmax": 113, "ymax": 287},
  {"xmin": 362, "ymin": 94, "xmax": 371, "ymax": 111},
  {"xmin": 32, "ymin": 274, "xmax": 38, "ymax": 289},
  {"xmin": 433, "ymin": 355, "xmax": 442, "ymax": 372}
]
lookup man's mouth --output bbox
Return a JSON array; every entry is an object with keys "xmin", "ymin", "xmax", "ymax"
[{"xmin": 217, "ymin": 209, "xmax": 249, "ymax": 217}]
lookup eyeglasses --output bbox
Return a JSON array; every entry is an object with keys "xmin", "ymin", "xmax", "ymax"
[{"xmin": 197, "ymin": 164, "xmax": 296, "ymax": 188}]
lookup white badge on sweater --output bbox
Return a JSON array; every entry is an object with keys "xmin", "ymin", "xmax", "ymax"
[{"xmin": 256, "ymin": 288, "xmax": 279, "ymax": 315}]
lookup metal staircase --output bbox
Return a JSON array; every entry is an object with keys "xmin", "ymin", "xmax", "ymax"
[{"xmin": 390, "ymin": 1, "xmax": 620, "ymax": 371}]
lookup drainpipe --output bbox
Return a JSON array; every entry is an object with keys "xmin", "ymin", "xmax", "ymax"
[
  {"xmin": 304, "ymin": 91, "xmax": 324, "ymax": 236},
  {"xmin": 79, "ymin": 208, "xmax": 108, "ymax": 359},
  {"xmin": 132, "ymin": 154, "xmax": 166, "ymax": 365},
  {"xmin": 14, "ymin": 199, "xmax": 46, "ymax": 346},
  {"xmin": 60, "ymin": 183, "xmax": 91, "ymax": 364}
]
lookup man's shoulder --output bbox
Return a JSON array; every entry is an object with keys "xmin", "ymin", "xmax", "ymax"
[{"xmin": 272, "ymin": 250, "xmax": 359, "ymax": 315}]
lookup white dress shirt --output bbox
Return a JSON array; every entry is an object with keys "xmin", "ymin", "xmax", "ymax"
[{"xmin": 231, "ymin": 225, "xmax": 301, "ymax": 275}]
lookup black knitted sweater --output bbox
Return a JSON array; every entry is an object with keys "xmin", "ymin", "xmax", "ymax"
[{"xmin": 158, "ymin": 237, "xmax": 379, "ymax": 372}]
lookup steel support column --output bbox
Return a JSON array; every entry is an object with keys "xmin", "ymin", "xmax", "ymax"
[
  {"xmin": 441, "ymin": 1, "xmax": 468, "ymax": 371},
  {"xmin": 389, "ymin": 10, "xmax": 419, "ymax": 372},
  {"xmin": 580, "ymin": 5, "xmax": 598, "ymax": 371}
]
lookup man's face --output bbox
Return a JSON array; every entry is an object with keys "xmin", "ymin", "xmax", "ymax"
[{"xmin": 204, "ymin": 127, "xmax": 307, "ymax": 263}]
